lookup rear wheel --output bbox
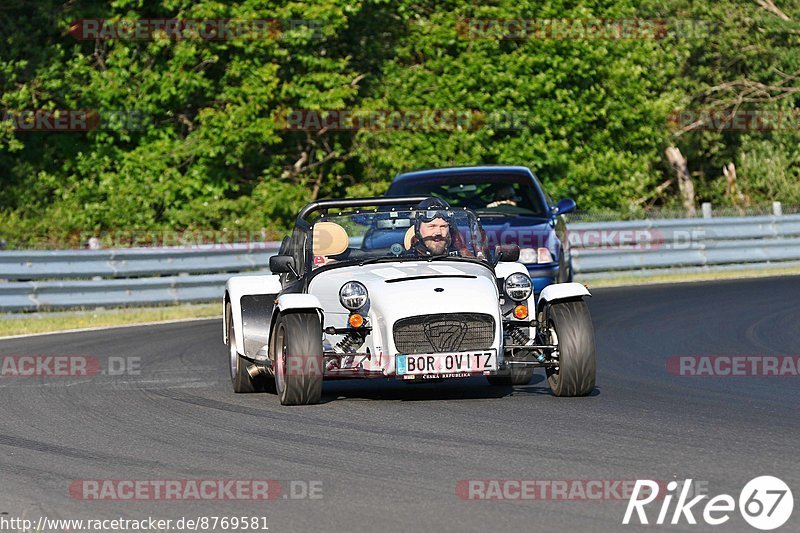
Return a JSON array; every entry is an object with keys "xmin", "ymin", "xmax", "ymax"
[
  {"xmin": 273, "ymin": 312, "xmax": 323, "ymax": 405},
  {"xmin": 544, "ymin": 300, "xmax": 596, "ymax": 396},
  {"xmin": 227, "ymin": 302, "xmax": 257, "ymax": 393}
]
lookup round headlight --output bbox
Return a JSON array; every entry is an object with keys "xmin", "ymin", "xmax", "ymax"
[
  {"xmin": 504, "ymin": 273, "xmax": 532, "ymax": 302},
  {"xmin": 339, "ymin": 281, "xmax": 369, "ymax": 310}
]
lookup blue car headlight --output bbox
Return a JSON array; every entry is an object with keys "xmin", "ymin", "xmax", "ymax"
[{"xmin": 519, "ymin": 247, "xmax": 554, "ymax": 264}]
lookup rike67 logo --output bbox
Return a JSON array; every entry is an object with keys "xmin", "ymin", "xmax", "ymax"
[{"xmin": 623, "ymin": 477, "xmax": 793, "ymax": 530}]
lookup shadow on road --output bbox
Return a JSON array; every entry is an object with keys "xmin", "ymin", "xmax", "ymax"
[{"xmin": 320, "ymin": 374, "xmax": 557, "ymax": 402}]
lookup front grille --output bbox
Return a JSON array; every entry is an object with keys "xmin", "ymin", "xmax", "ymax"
[{"xmin": 393, "ymin": 313, "xmax": 495, "ymax": 354}]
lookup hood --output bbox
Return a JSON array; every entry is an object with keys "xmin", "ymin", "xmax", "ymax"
[
  {"xmin": 309, "ymin": 260, "xmax": 498, "ymax": 311},
  {"xmin": 479, "ymin": 216, "xmax": 556, "ymax": 250},
  {"xmin": 308, "ymin": 260, "xmax": 502, "ymax": 355}
]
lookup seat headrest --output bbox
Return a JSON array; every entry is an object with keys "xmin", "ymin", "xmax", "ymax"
[
  {"xmin": 312, "ymin": 222, "xmax": 349, "ymax": 256},
  {"xmin": 403, "ymin": 226, "xmax": 415, "ymax": 251}
]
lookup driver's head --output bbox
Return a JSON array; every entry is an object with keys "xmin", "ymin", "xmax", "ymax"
[
  {"xmin": 414, "ymin": 198, "xmax": 452, "ymax": 256},
  {"xmin": 493, "ymin": 184, "xmax": 517, "ymax": 202}
]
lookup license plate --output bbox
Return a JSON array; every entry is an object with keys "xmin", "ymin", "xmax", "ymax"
[{"xmin": 396, "ymin": 350, "xmax": 497, "ymax": 378}]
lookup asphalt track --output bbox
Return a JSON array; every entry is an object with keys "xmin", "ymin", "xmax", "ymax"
[{"xmin": 1, "ymin": 277, "xmax": 799, "ymax": 533}]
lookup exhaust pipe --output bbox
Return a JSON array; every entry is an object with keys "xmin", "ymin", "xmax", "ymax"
[{"xmin": 246, "ymin": 363, "xmax": 269, "ymax": 379}]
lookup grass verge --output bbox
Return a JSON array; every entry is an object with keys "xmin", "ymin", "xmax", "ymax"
[
  {"xmin": 580, "ymin": 265, "xmax": 800, "ymax": 288},
  {"xmin": 0, "ymin": 303, "xmax": 220, "ymax": 338}
]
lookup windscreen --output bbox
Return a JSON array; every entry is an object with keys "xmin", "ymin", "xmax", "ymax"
[
  {"xmin": 388, "ymin": 175, "xmax": 549, "ymax": 217},
  {"xmin": 308, "ymin": 208, "xmax": 489, "ymax": 269}
]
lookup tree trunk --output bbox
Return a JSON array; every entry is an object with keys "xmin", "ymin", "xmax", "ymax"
[
  {"xmin": 723, "ymin": 162, "xmax": 747, "ymax": 213},
  {"xmin": 665, "ymin": 146, "xmax": 697, "ymax": 216}
]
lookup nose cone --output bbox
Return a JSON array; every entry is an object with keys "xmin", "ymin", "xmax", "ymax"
[
  {"xmin": 366, "ymin": 274, "xmax": 501, "ymax": 357},
  {"xmin": 367, "ymin": 275, "xmax": 497, "ymax": 317},
  {"xmin": 308, "ymin": 261, "xmax": 503, "ymax": 374}
]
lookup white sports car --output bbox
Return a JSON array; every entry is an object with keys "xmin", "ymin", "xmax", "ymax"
[{"xmin": 223, "ymin": 196, "xmax": 595, "ymax": 405}]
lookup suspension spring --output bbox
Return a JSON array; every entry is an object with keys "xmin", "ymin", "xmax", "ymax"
[
  {"xmin": 335, "ymin": 333, "xmax": 363, "ymax": 354},
  {"xmin": 509, "ymin": 326, "xmax": 545, "ymax": 363},
  {"xmin": 509, "ymin": 327, "xmax": 530, "ymax": 346}
]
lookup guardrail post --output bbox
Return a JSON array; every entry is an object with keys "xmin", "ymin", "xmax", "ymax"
[
  {"xmin": 701, "ymin": 202, "xmax": 713, "ymax": 219},
  {"xmin": 773, "ymin": 201, "xmax": 783, "ymax": 216}
]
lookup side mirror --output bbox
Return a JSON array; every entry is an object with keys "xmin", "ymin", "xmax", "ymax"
[
  {"xmin": 552, "ymin": 198, "xmax": 576, "ymax": 216},
  {"xmin": 269, "ymin": 255, "xmax": 297, "ymax": 275},
  {"xmin": 493, "ymin": 244, "xmax": 520, "ymax": 265}
]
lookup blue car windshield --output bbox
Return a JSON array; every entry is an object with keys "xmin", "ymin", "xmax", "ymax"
[{"xmin": 388, "ymin": 175, "xmax": 548, "ymax": 217}]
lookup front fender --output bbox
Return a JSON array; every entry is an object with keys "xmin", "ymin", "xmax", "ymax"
[
  {"xmin": 494, "ymin": 261, "xmax": 529, "ymax": 279},
  {"xmin": 270, "ymin": 294, "xmax": 325, "ymax": 336},
  {"xmin": 224, "ymin": 274, "xmax": 282, "ymax": 355},
  {"xmin": 276, "ymin": 294, "xmax": 323, "ymax": 313},
  {"xmin": 536, "ymin": 282, "xmax": 591, "ymax": 313}
]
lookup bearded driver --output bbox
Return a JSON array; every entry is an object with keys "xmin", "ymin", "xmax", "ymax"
[{"xmin": 409, "ymin": 198, "xmax": 470, "ymax": 257}]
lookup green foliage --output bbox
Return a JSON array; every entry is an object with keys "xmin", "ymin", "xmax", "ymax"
[
  {"xmin": 639, "ymin": 0, "xmax": 800, "ymax": 206},
  {"xmin": 1, "ymin": 0, "xmax": 799, "ymax": 247}
]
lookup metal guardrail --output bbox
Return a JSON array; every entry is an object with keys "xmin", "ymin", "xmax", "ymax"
[
  {"xmin": 569, "ymin": 214, "xmax": 800, "ymax": 275},
  {"xmin": 0, "ymin": 245, "xmax": 279, "ymax": 312},
  {"xmin": 0, "ymin": 246, "xmax": 276, "ymax": 279},
  {"xmin": 2, "ymin": 214, "xmax": 800, "ymax": 311}
]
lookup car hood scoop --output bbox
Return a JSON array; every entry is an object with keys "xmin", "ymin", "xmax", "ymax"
[
  {"xmin": 367, "ymin": 262, "xmax": 481, "ymax": 281},
  {"xmin": 385, "ymin": 274, "xmax": 476, "ymax": 283}
]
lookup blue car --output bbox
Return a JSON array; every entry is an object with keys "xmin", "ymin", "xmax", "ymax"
[{"xmin": 386, "ymin": 165, "xmax": 576, "ymax": 293}]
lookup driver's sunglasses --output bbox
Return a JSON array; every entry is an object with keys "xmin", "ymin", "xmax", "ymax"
[{"xmin": 417, "ymin": 209, "xmax": 453, "ymax": 223}]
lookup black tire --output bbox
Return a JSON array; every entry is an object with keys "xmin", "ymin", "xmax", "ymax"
[
  {"xmin": 272, "ymin": 312, "xmax": 323, "ymax": 405},
  {"xmin": 544, "ymin": 300, "xmax": 596, "ymax": 396},
  {"xmin": 227, "ymin": 302, "xmax": 257, "ymax": 393},
  {"xmin": 487, "ymin": 352, "xmax": 535, "ymax": 386}
]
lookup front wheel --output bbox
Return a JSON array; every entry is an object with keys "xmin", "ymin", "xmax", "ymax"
[
  {"xmin": 272, "ymin": 312, "xmax": 323, "ymax": 405},
  {"xmin": 544, "ymin": 300, "xmax": 596, "ymax": 396}
]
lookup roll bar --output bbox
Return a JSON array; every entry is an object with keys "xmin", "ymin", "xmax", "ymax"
[{"xmin": 297, "ymin": 196, "xmax": 431, "ymax": 222}]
